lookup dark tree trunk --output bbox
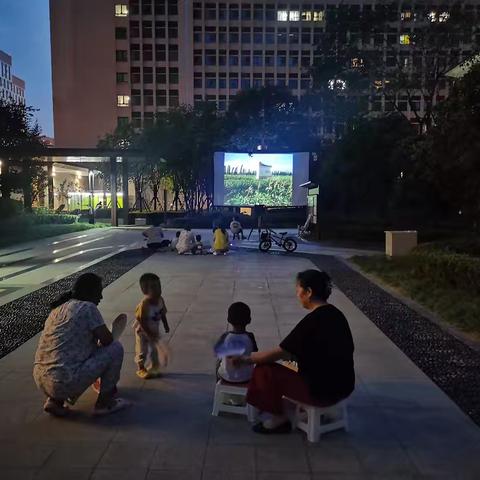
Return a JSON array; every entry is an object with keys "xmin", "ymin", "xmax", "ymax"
[{"xmin": 0, "ymin": 158, "xmax": 11, "ymax": 200}]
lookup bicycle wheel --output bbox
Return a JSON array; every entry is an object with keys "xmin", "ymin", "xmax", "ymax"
[
  {"xmin": 259, "ymin": 240, "xmax": 272, "ymax": 252},
  {"xmin": 283, "ymin": 237, "xmax": 297, "ymax": 253}
]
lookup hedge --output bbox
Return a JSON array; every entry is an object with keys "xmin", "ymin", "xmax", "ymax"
[
  {"xmin": 3, "ymin": 213, "xmax": 79, "ymax": 227},
  {"xmin": 410, "ymin": 248, "xmax": 480, "ymax": 296}
]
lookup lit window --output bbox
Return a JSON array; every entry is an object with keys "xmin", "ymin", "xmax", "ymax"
[
  {"xmin": 439, "ymin": 12, "xmax": 450, "ymax": 22},
  {"xmin": 277, "ymin": 10, "xmax": 288, "ymax": 21},
  {"xmin": 289, "ymin": 10, "xmax": 300, "ymax": 21},
  {"xmin": 400, "ymin": 11, "xmax": 412, "ymax": 21},
  {"xmin": 115, "ymin": 4, "xmax": 129, "ymax": 17},
  {"xmin": 301, "ymin": 11, "xmax": 312, "ymax": 21},
  {"xmin": 117, "ymin": 95, "xmax": 130, "ymax": 107},
  {"xmin": 351, "ymin": 58, "xmax": 364, "ymax": 68},
  {"xmin": 328, "ymin": 79, "xmax": 347, "ymax": 90},
  {"xmin": 400, "ymin": 34, "xmax": 410, "ymax": 45},
  {"xmin": 313, "ymin": 11, "xmax": 324, "ymax": 22},
  {"xmin": 428, "ymin": 11, "xmax": 437, "ymax": 22}
]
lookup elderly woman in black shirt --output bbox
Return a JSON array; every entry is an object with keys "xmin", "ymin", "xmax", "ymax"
[{"xmin": 239, "ymin": 269, "xmax": 355, "ymax": 434}]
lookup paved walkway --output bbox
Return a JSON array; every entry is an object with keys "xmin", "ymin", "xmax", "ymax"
[{"xmin": 1, "ymin": 250, "xmax": 479, "ymax": 479}]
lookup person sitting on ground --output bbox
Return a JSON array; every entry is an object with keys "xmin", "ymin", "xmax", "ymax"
[
  {"xmin": 193, "ymin": 234, "xmax": 204, "ymax": 255},
  {"xmin": 143, "ymin": 222, "xmax": 170, "ymax": 251},
  {"xmin": 176, "ymin": 227, "xmax": 196, "ymax": 254},
  {"xmin": 170, "ymin": 231, "xmax": 181, "ymax": 251},
  {"xmin": 215, "ymin": 302, "xmax": 258, "ymax": 384},
  {"xmin": 213, "ymin": 226, "xmax": 229, "ymax": 255},
  {"xmin": 230, "ymin": 216, "xmax": 244, "ymax": 240},
  {"xmin": 33, "ymin": 273, "xmax": 130, "ymax": 417},
  {"xmin": 235, "ymin": 270, "xmax": 355, "ymax": 435},
  {"xmin": 134, "ymin": 273, "xmax": 171, "ymax": 379}
]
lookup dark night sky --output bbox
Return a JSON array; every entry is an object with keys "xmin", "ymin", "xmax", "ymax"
[{"xmin": 1, "ymin": 0, "xmax": 53, "ymax": 137}]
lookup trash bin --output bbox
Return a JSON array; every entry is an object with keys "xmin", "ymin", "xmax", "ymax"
[{"xmin": 385, "ymin": 231, "xmax": 417, "ymax": 257}]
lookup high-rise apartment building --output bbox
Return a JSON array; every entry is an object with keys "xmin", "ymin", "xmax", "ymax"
[
  {"xmin": 50, "ymin": 0, "xmax": 479, "ymax": 148},
  {"xmin": 0, "ymin": 50, "xmax": 26, "ymax": 105}
]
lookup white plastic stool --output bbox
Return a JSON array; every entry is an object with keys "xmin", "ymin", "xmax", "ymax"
[
  {"xmin": 212, "ymin": 380, "xmax": 257, "ymax": 421},
  {"xmin": 284, "ymin": 397, "xmax": 349, "ymax": 443}
]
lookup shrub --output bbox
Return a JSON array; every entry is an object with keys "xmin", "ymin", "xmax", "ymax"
[
  {"xmin": 0, "ymin": 198, "xmax": 23, "ymax": 218},
  {"xmin": 410, "ymin": 249, "xmax": 480, "ymax": 296},
  {"xmin": 3, "ymin": 213, "xmax": 78, "ymax": 227}
]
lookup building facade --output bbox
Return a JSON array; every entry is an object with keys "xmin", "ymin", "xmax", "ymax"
[
  {"xmin": 0, "ymin": 50, "xmax": 26, "ymax": 105},
  {"xmin": 50, "ymin": 0, "xmax": 479, "ymax": 147}
]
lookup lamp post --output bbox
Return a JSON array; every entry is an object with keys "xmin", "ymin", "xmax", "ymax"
[{"xmin": 89, "ymin": 170, "xmax": 95, "ymax": 224}]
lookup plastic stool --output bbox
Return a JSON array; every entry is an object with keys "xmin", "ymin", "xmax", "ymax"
[
  {"xmin": 212, "ymin": 380, "xmax": 257, "ymax": 421},
  {"xmin": 284, "ymin": 397, "xmax": 349, "ymax": 442}
]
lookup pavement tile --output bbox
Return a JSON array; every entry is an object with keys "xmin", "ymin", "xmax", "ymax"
[
  {"xmin": 91, "ymin": 467, "xmax": 148, "ymax": 480},
  {"xmin": 98, "ymin": 442, "xmax": 156, "ymax": 468},
  {"xmin": 354, "ymin": 441, "xmax": 419, "ymax": 476},
  {"xmin": 150, "ymin": 441, "xmax": 206, "ymax": 470},
  {"xmin": 34, "ymin": 467, "xmax": 92, "ymax": 480},
  {"xmin": 201, "ymin": 470, "xmax": 255, "ymax": 480},
  {"xmin": 255, "ymin": 446, "xmax": 310, "ymax": 473},
  {"xmin": 307, "ymin": 443, "xmax": 363, "ymax": 474},
  {"xmin": 257, "ymin": 474, "xmax": 311, "ymax": 480},
  {"xmin": 147, "ymin": 471, "xmax": 201, "ymax": 480},
  {"xmin": 43, "ymin": 442, "xmax": 108, "ymax": 468},
  {"xmin": 204, "ymin": 445, "xmax": 255, "ymax": 473},
  {"xmin": 0, "ymin": 443, "xmax": 54, "ymax": 468},
  {"xmin": 1, "ymin": 469, "xmax": 36, "ymax": 480}
]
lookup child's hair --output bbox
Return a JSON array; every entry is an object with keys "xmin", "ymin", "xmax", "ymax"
[
  {"xmin": 176, "ymin": 230, "xmax": 181, "ymax": 238},
  {"xmin": 139, "ymin": 273, "xmax": 161, "ymax": 295},
  {"xmin": 227, "ymin": 302, "xmax": 251, "ymax": 329},
  {"xmin": 196, "ymin": 234, "xmax": 202, "ymax": 242}
]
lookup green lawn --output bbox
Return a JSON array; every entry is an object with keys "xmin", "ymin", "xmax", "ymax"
[
  {"xmin": 224, "ymin": 174, "xmax": 293, "ymax": 206},
  {"xmin": 0, "ymin": 223, "xmax": 108, "ymax": 249},
  {"xmin": 352, "ymin": 254, "xmax": 480, "ymax": 340}
]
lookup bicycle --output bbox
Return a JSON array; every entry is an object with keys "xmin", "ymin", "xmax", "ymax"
[{"xmin": 259, "ymin": 228, "xmax": 298, "ymax": 253}]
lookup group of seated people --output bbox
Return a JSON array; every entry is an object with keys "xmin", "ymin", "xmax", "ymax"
[{"xmin": 143, "ymin": 217, "xmax": 245, "ymax": 256}]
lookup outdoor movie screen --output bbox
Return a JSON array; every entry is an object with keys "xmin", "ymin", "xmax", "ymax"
[{"xmin": 213, "ymin": 152, "xmax": 309, "ymax": 207}]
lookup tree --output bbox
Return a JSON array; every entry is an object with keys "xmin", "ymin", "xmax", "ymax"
[
  {"xmin": 319, "ymin": 115, "xmax": 417, "ymax": 221},
  {"xmin": 141, "ymin": 104, "xmax": 223, "ymax": 212},
  {"xmin": 0, "ymin": 101, "xmax": 46, "ymax": 212},
  {"xmin": 98, "ymin": 123, "xmax": 144, "ymax": 209},
  {"xmin": 412, "ymin": 63, "xmax": 480, "ymax": 228},
  {"xmin": 310, "ymin": 2, "xmax": 479, "ymax": 133},
  {"xmin": 56, "ymin": 179, "xmax": 78, "ymax": 209},
  {"xmin": 225, "ymin": 86, "xmax": 317, "ymax": 152}
]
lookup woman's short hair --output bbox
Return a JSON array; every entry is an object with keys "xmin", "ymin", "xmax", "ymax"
[
  {"xmin": 296, "ymin": 269, "xmax": 332, "ymax": 301},
  {"xmin": 50, "ymin": 272, "xmax": 103, "ymax": 309}
]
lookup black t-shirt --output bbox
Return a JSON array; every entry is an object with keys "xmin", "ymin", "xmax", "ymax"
[{"xmin": 280, "ymin": 304, "xmax": 355, "ymax": 401}]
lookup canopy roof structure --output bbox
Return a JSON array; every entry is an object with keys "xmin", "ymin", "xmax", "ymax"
[
  {"xmin": 446, "ymin": 53, "xmax": 480, "ymax": 79},
  {"xmin": 37, "ymin": 147, "xmax": 147, "ymax": 226}
]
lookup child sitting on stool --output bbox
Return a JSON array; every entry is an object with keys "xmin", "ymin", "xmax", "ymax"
[{"xmin": 215, "ymin": 302, "xmax": 258, "ymax": 386}]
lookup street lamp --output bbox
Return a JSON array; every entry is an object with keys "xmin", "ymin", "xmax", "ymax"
[{"xmin": 88, "ymin": 170, "xmax": 95, "ymax": 224}]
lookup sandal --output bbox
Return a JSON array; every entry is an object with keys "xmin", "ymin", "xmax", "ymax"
[
  {"xmin": 93, "ymin": 397, "xmax": 131, "ymax": 416},
  {"xmin": 252, "ymin": 421, "xmax": 292, "ymax": 435}
]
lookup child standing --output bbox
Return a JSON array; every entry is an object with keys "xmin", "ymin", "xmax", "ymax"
[
  {"xmin": 215, "ymin": 302, "xmax": 258, "ymax": 383},
  {"xmin": 135, "ymin": 273, "xmax": 170, "ymax": 379}
]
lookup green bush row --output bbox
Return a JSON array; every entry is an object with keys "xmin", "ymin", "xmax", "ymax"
[
  {"xmin": 3, "ymin": 213, "xmax": 79, "ymax": 227},
  {"xmin": 410, "ymin": 248, "xmax": 480, "ymax": 295}
]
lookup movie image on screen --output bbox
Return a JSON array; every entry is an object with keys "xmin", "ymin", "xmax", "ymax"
[
  {"xmin": 214, "ymin": 152, "xmax": 309, "ymax": 207},
  {"xmin": 223, "ymin": 153, "xmax": 293, "ymax": 206}
]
